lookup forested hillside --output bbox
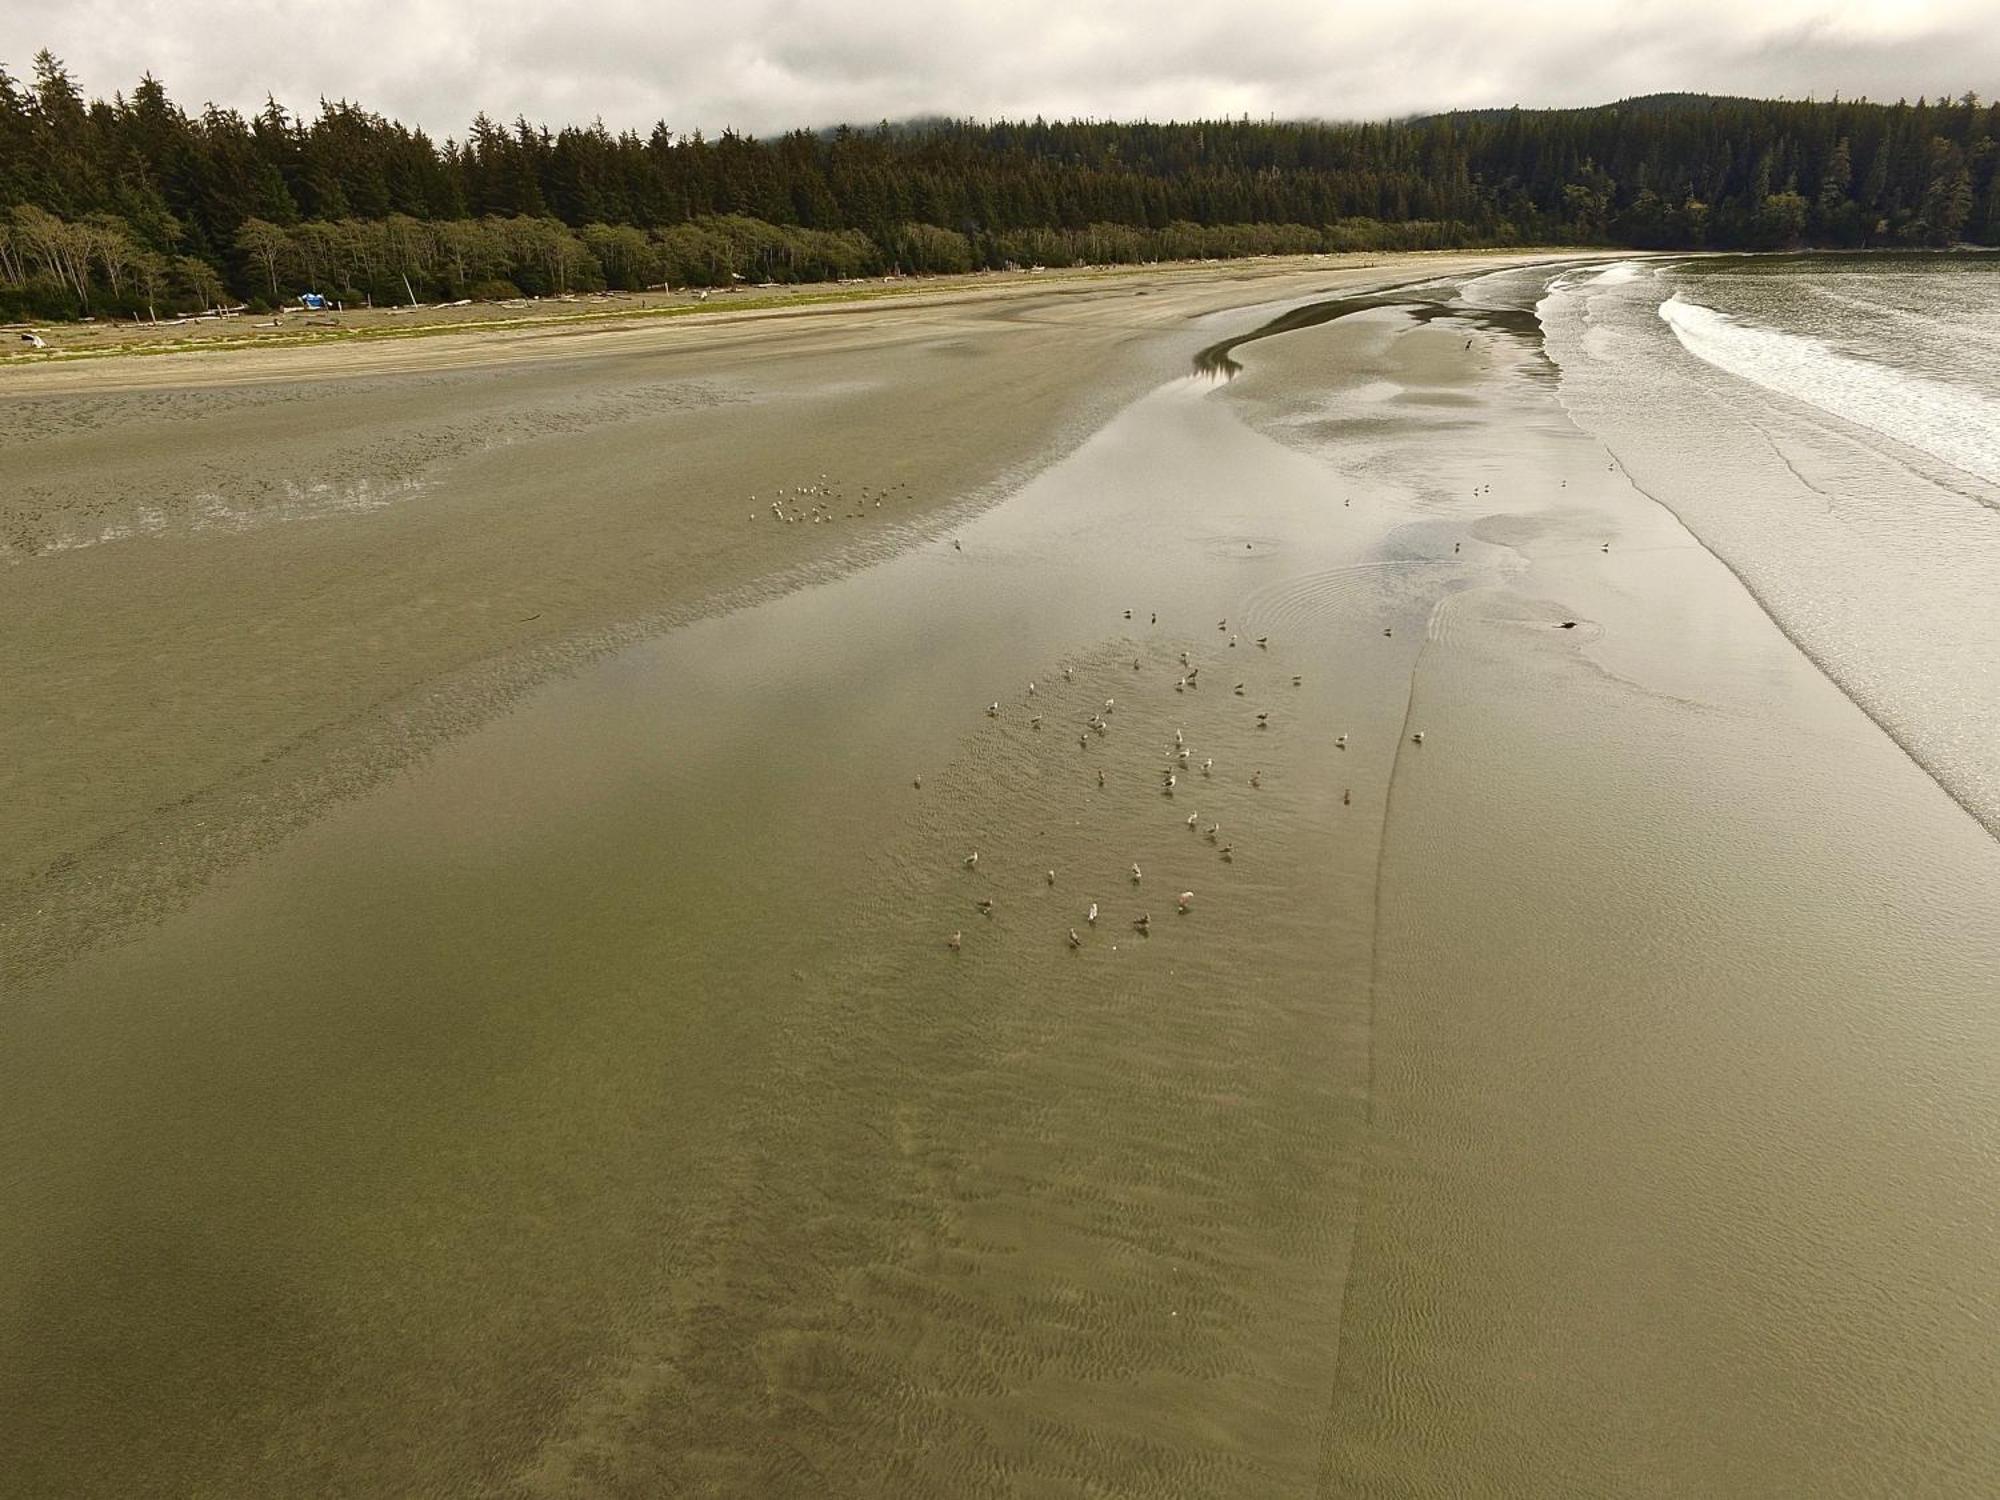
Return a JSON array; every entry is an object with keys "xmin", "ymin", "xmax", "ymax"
[{"xmin": 2, "ymin": 50, "xmax": 1994, "ymax": 319}]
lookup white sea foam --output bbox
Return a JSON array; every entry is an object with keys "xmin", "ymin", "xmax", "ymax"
[{"xmin": 1660, "ymin": 293, "xmax": 2000, "ymax": 487}]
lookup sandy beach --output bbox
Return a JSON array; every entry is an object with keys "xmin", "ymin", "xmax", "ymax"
[{"xmin": 4, "ymin": 248, "xmax": 1999, "ymax": 1496}]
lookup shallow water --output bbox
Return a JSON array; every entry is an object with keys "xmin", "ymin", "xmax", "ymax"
[{"xmin": 5, "ymin": 261, "xmax": 1999, "ymax": 1495}]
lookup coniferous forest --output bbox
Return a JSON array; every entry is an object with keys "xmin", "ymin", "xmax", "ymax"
[{"xmin": 1, "ymin": 50, "xmax": 1995, "ymax": 320}]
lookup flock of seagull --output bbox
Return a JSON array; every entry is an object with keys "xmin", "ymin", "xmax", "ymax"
[
  {"xmin": 750, "ymin": 475, "xmax": 915, "ymax": 525},
  {"xmin": 932, "ymin": 607, "xmax": 1428, "ymax": 955}
]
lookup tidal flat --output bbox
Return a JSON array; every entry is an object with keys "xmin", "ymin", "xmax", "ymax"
[{"xmin": 4, "ymin": 251, "xmax": 1998, "ymax": 1497}]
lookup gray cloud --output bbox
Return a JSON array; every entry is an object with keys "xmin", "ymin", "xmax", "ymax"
[{"xmin": 3, "ymin": 0, "xmax": 1993, "ymax": 140}]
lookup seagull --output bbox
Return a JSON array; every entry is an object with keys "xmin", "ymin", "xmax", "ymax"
[
  {"xmin": 1174, "ymin": 729, "xmax": 1184, "ymax": 746},
  {"xmin": 1291, "ymin": 675, "xmax": 1302, "ymax": 685},
  {"xmin": 1177, "ymin": 891, "xmax": 1193, "ymax": 913},
  {"xmin": 947, "ymin": 931, "xmax": 962, "ymax": 951},
  {"xmin": 1068, "ymin": 928, "xmax": 1082, "ymax": 948},
  {"xmin": 987, "ymin": 702, "xmax": 999, "ymax": 717},
  {"xmin": 1256, "ymin": 637, "xmax": 1268, "ymax": 648},
  {"xmin": 1080, "ymin": 733, "xmax": 1090, "ymax": 750},
  {"xmin": 1411, "ymin": 731, "xmax": 1425, "ymax": 744},
  {"xmin": 1186, "ymin": 812, "xmax": 1199, "ymax": 828},
  {"xmin": 953, "ymin": 539, "xmax": 962, "ymax": 551},
  {"xmin": 1027, "ymin": 681, "xmax": 1036, "ymax": 696},
  {"xmin": 1180, "ymin": 652, "xmax": 1191, "ymax": 667},
  {"xmin": 1030, "ymin": 714, "xmax": 1043, "ymax": 728},
  {"xmin": 914, "ymin": 775, "xmax": 923, "ymax": 789},
  {"xmin": 1343, "ymin": 788, "xmax": 1351, "ymax": 805},
  {"xmin": 1234, "ymin": 683, "xmax": 1245, "ymax": 695},
  {"xmin": 1383, "ymin": 627, "xmax": 1393, "ymax": 637},
  {"xmin": 1047, "ymin": 868, "xmax": 1057, "ymax": 885},
  {"xmin": 1205, "ymin": 823, "xmax": 1219, "ymax": 841},
  {"xmin": 975, "ymin": 898, "xmax": 995, "ymax": 916},
  {"xmin": 1178, "ymin": 748, "xmax": 1190, "ymax": 764},
  {"xmin": 1250, "ymin": 771, "xmax": 1262, "ymax": 788},
  {"xmin": 1256, "ymin": 712, "xmax": 1269, "ymax": 726},
  {"xmin": 1097, "ymin": 768, "xmax": 1106, "ymax": 787},
  {"xmin": 1124, "ymin": 609, "xmax": 1133, "ymax": 619},
  {"xmin": 964, "ymin": 852, "xmax": 980, "ymax": 869},
  {"xmin": 1087, "ymin": 902, "xmax": 1098, "ymax": 924},
  {"xmin": 1220, "ymin": 845, "xmax": 1234, "ymax": 862},
  {"xmin": 1202, "ymin": 758, "xmax": 1213, "ymax": 775},
  {"xmin": 1131, "ymin": 863, "xmax": 1143, "ymax": 883},
  {"xmin": 1063, "ymin": 667, "xmax": 1073, "ymax": 680},
  {"xmin": 1335, "ymin": 735, "xmax": 1347, "ymax": 749},
  {"xmin": 1103, "ymin": 699, "xmax": 1115, "ymax": 712},
  {"xmin": 1133, "ymin": 913, "xmax": 1151, "ymax": 933},
  {"xmin": 1164, "ymin": 774, "xmax": 1176, "ymax": 794}
]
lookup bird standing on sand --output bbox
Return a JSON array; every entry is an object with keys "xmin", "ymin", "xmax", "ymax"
[
  {"xmin": 914, "ymin": 776, "xmax": 923, "ymax": 789},
  {"xmin": 1186, "ymin": 812, "xmax": 1199, "ymax": 828},
  {"xmin": 1133, "ymin": 913, "xmax": 1151, "ymax": 933},
  {"xmin": 1097, "ymin": 768, "xmax": 1106, "ymax": 787},
  {"xmin": 1047, "ymin": 869, "xmax": 1056, "ymax": 885},
  {"xmin": 1256, "ymin": 637, "xmax": 1268, "ymax": 649},
  {"xmin": 1343, "ymin": 788, "xmax": 1352, "ymax": 806},
  {"xmin": 1250, "ymin": 771, "xmax": 1263, "ymax": 788},
  {"xmin": 1292, "ymin": 674, "xmax": 1302, "ymax": 686},
  {"xmin": 1335, "ymin": 735, "xmax": 1347, "ymax": 749},
  {"xmin": 987, "ymin": 702, "xmax": 999, "ymax": 717},
  {"xmin": 1202, "ymin": 758, "xmax": 1213, "ymax": 776},
  {"xmin": 964, "ymin": 852, "xmax": 980, "ymax": 869},
  {"xmin": 1131, "ymin": 863, "xmax": 1143, "ymax": 884},
  {"xmin": 1088, "ymin": 902, "xmax": 1098, "ymax": 925},
  {"xmin": 948, "ymin": 931, "xmax": 962, "ymax": 951},
  {"xmin": 1177, "ymin": 891, "xmax": 1193, "ymax": 913},
  {"xmin": 953, "ymin": 539, "xmax": 961, "ymax": 551},
  {"xmin": 975, "ymin": 898, "xmax": 995, "ymax": 916},
  {"xmin": 1412, "ymin": 731, "xmax": 1425, "ymax": 744},
  {"xmin": 1068, "ymin": 928, "xmax": 1082, "ymax": 948}
]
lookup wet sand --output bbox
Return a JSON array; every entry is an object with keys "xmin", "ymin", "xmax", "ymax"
[
  {"xmin": 5, "ymin": 254, "xmax": 2000, "ymax": 1495},
  {"xmin": 0, "ymin": 250, "xmax": 1564, "ymax": 989}
]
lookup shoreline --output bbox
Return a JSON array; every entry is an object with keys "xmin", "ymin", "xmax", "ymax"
[{"xmin": 0, "ymin": 251, "xmax": 1579, "ymax": 379}]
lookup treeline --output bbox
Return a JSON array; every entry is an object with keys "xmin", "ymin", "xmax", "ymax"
[{"xmin": 2, "ymin": 49, "xmax": 1996, "ymax": 319}]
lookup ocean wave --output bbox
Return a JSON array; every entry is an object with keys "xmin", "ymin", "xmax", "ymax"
[{"xmin": 1659, "ymin": 293, "xmax": 2000, "ymax": 487}]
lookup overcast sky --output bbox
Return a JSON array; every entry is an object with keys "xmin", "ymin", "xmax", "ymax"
[{"xmin": 5, "ymin": 0, "xmax": 1994, "ymax": 139}]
